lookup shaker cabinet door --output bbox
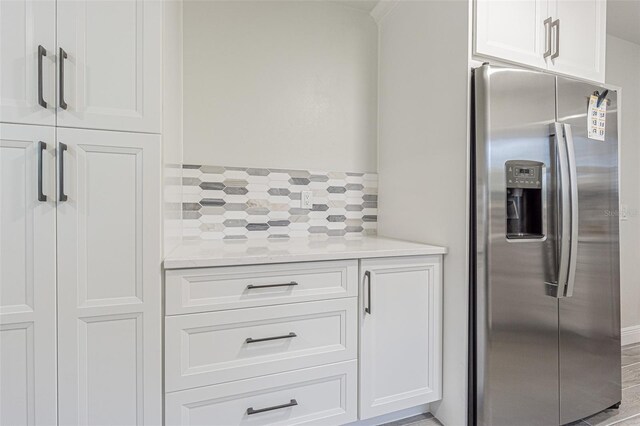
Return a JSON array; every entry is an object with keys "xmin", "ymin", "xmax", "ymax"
[
  {"xmin": 56, "ymin": 127, "xmax": 161, "ymax": 425},
  {"xmin": 359, "ymin": 256, "xmax": 443, "ymax": 420},
  {"xmin": 56, "ymin": 0, "xmax": 161, "ymax": 133},
  {"xmin": 474, "ymin": 0, "xmax": 550, "ymax": 70},
  {"xmin": 0, "ymin": 123, "xmax": 57, "ymax": 425},
  {"xmin": 0, "ymin": 0, "xmax": 56, "ymax": 126},
  {"xmin": 547, "ymin": 0, "xmax": 606, "ymax": 83}
]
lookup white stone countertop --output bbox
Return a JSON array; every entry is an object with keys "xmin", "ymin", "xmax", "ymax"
[{"xmin": 163, "ymin": 235, "xmax": 447, "ymax": 269}]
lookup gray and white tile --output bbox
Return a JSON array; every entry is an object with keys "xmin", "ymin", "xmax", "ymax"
[{"xmin": 181, "ymin": 165, "xmax": 378, "ymax": 240}]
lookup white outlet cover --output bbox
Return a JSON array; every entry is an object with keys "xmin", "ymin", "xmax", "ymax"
[{"xmin": 301, "ymin": 191, "xmax": 313, "ymax": 209}]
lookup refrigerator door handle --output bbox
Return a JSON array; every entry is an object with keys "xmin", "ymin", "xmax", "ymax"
[
  {"xmin": 563, "ymin": 123, "xmax": 579, "ymax": 297},
  {"xmin": 548, "ymin": 122, "xmax": 571, "ymax": 297}
]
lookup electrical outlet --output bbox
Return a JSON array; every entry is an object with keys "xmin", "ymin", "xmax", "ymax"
[{"xmin": 301, "ymin": 191, "xmax": 313, "ymax": 209}]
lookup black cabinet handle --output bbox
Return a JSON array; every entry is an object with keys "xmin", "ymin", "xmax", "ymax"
[
  {"xmin": 59, "ymin": 48, "xmax": 68, "ymax": 110},
  {"xmin": 246, "ymin": 281, "xmax": 298, "ymax": 290},
  {"xmin": 58, "ymin": 142, "xmax": 68, "ymax": 201},
  {"xmin": 37, "ymin": 45, "xmax": 47, "ymax": 108},
  {"xmin": 37, "ymin": 141, "xmax": 47, "ymax": 201},
  {"xmin": 247, "ymin": 399, "xmax": 298, "ymax": 416},
  {"xmin": 365, "ymin": 271, "xmax": 372, "ymax": 314},
  {"xmin": 245, "ymin": 332, "xmax": 296, "ymax": 344}
]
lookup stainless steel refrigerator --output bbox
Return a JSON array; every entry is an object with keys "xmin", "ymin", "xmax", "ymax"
[{"xmin": 471, "ymin": 64, "xmax": 621, "ymax": 426}]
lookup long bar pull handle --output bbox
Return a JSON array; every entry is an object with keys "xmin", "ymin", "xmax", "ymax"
[
  {"xmin": 563, "ymin": 123, "xmax": 579, "ymax": 298},
  {"xmin": 551, "ymin": 19, "xmax": 560, "ymax": 60},
  {"xmin": 58, "ymin": 142, "xmax": 68, "ymax": 202},
  {"xmin": 38, "ymin": 45, "xmax": 47, "ymax": 108},
  {"xmin": 550, "ymin": 122, "xmax": 571, "ymax": 298},
  {"xmin": 245, "ymin": 332, "xmax": 297, "ymax": 344},
  {"xmin": 59, "ymin": 48, "xmax": 68, "ymax": 110},
  {"xmin": 364, "ymin": 271, "xmax": 372, "ymax": 314},
  {"xmin": 543, "ymin": 17, "xmax": 552, "ymax": 58},
  {"xmin": 247, "ymin": 399, "xmax": 298, "ymax": 416},
  {"xmin": 37, "ymin": 142, "xmax": 47, "ymax": 201},
  {"xmin": 246, "ymin": 282, "xmax": 298, "ymax": 290}
]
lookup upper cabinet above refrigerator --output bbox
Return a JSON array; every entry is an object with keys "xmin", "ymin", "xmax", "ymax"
[
  {"xmin": 474, "ymin": 0, "xmax": 607, "ymax": 83},
  {"xmin": 0, "ymin": 0, "xmax": 161, "ymax": 133}
]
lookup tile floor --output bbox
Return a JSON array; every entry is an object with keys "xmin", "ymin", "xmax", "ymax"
[{"xmin": 385, "ymin": 343, "xmax": 640, "ymax": 426}]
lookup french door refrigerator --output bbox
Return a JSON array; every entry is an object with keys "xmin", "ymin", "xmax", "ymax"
[{"xmin": 471, "ymin": 64, "xmax": 621, "ymax": 426}]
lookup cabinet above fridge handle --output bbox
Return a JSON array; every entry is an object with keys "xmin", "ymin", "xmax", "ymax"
[
  {"xmin": 59, "ymin": 48, "xmax": 68, "ymax": 110},
  {"xmin": 551, "ymin": 19, "xmax": 560, "ymax": 60},
  {"xmin": 38, "ymin": 45, "xmax": 47, "ymax": 108},
  {"xmin": 543, "ymin": 18, "xmax": 552, "ymax": 59}
]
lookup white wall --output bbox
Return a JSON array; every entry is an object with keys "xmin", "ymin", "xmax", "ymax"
[
  {"xmin": 606, "ymin": 35, "xmax": 640, "ymax": 336},
  {"xmin": 162, "ymin": 0, "xmax": 183, "ymax": 257},
  {"xmin": 182, "ymin": 0, "xmax": 378, "ymax": 173},
  {"xmin": 376, "ymin": 2, "xmax": 471, "ymax": 425}
]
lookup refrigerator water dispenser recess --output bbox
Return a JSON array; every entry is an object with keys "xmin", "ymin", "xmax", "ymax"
[{"xmin": 506, "ymin": 161, "xmax": 544, "ymax": 239}]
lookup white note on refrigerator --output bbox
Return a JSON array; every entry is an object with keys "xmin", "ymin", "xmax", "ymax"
[{"xmin": 587, "ymin": 95, "xmax": 606, "ymax": 141}]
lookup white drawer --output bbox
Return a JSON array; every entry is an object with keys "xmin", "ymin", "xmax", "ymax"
[
  {"xmin": 165, "ymin": 360, "xmax": 357, "ymax": 426},
  {"xmin": 165, "ymin": 260, "xmax": 358, "ymax": 315},
  {"xmin": 165, "ymin": 299, "xmax": 357, "ymax": 392}
]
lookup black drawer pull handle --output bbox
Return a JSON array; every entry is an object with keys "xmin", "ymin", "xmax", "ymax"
[
  {"xmin": 247, "ymin": 399, "xmax": 298, "ymax": 415},
  {"xmin": 245, "ymin": 332, "xmax": 297, "ymax": 344},
  {"xmin": 59, "ymin": 48, "xmax": 68, "ymax": 110},
  {"xmin": 58, "ymin": 142, "xmax": 68, "ymax": 201},
  {"xmin": 37, "ymin": 45, "xmax": 47, "ymax": 108},
  {"xmin": 364, "ymin": 270, "xmax": 372, "ymax": 314},
  {"xmin": 37, "ymin": 141, "xmax": 47, "ymax": 201},
  {"xmin": 246, "ymin": 281, "xmax": 298, "ymax": 290}
]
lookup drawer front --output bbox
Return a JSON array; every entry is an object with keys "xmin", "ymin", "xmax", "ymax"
[
  {"xmin": 165, "ymin": 299, "xmax": 357, "ymax": 392},
  {"xmin": 165, "ymin": 260, "xmax": 357, "ymax": 315},
  {"xmin": 165, "ymin": 360, "xmax": 357, "ymax": 426}
]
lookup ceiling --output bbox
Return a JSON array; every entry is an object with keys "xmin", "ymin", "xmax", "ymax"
[
  {"xmin": 607, "ymin": 0, "xmax": 640, "ymax": 45},
  {"xmin": 329, "ymin": 0, "xmax": 379, "ymax": 13}
]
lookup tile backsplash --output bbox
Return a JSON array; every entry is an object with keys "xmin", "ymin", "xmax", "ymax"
[{"xmin": 181, "ymin": 165, "xmax": 378, "ymax": 240}]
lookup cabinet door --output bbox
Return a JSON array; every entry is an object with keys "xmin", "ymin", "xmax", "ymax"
[
  {"xmin": 56, "ymin": 0, "xmax": 161, "ymax": 133},
  {"xmin": 0, "ymin": 0, "xmax": 56, "ymax": 125},
  {"xmin": 548, "ymin": 0, "xmax": 606, "ymax": 82},
  {"xmin": 359, "ymin": 256, "xmax": 443, "ymax": 420},
  {"xmin": 474, "ymin": 0, "xmax": 550, "ymax": 70},
  {"xmin": 0, "ymin": 123, "xmax": 57, "ymax": 425},
  {"xmin": 56, "ymin": 128, "xmax": 161, "ymax": 425}
]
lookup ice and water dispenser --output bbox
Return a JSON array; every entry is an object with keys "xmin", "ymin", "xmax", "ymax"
[{"xmin": 505, "ymin": 161, "xmax": 544, "ymax": 239}]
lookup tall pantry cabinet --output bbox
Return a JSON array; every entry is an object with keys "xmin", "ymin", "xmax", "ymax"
[{"xmin": 0, "ymin": 0, "xmax": 162, "ymax": 425}]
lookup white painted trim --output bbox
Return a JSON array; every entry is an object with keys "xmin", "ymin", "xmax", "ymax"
[
  {"xmin": 622, "ymin": 325, "xmax": 640, "ymax": 346},
  {"xmin": 344, "ymin": 404, "xmax": 430, "ymax": 426},
  {"xmin": 370, "ymin": 0, "xmax": 399, "ymax": 25}
]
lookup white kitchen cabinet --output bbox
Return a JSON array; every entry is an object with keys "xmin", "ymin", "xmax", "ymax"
[
  {"xmin": 474, "ymin": 0, "xmax": 550, "ymax": 70},
  {"xmin": 0, "ymin": 0, "xmax": 56, "ymax": 126},
  {"xmin": 0, "ymin": 123, "xmax": 57, "ymax": 426},
  {"xmin": 56, "ymin": 127, "xmax": 162, "ymax": 425},
  {"xmin": 56, "ymin": 0, "xmax": 162, "ymax": 133},
  {"xmin": 359, "ymin": 256, "xmax": 443, "ymax": 420},
  {"xmin": 548, "ymin": 0, "xmax": 606, "ymax": 83},
  {"xmin": 473, "ymin": 0, "xmax": 607, "ymax": 82}
]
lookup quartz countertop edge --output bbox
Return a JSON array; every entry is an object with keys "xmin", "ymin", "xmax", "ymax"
[{"xmin": 163, "ymin": 236, "xmax": 448, "ymax": 269}]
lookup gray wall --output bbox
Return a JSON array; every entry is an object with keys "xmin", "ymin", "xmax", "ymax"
[{"xmin": 182, "ymin": 0, "xmax": 378, "ymax": 173}]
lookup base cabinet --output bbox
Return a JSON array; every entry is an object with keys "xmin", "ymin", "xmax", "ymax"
[
  {"xmin": 359, "ymin": 256, "xmax": 443, "ymax": 420},
  {"xmin": 56, "ymin": 128, "xmax": 162, "ymax": 425},
  {"xmin": 0, "ymin": 124, "xmax": 57, "ymax": 425},
  {"xmin": 165, "ymin": 361, "xmax": 358, "ymax": 426}
]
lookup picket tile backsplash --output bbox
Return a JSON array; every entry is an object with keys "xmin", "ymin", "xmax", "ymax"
[{"xmin": 180, "ymin": 165, "xmax": 378, "ymax": 240}]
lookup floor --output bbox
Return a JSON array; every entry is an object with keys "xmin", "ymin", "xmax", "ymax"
[{"xmin": 384, "ymin": 343, "xmax": 640, "ymax": 426}]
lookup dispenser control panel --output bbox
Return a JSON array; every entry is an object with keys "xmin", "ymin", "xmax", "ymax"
[{"xmin": 506, "ymin": 162, "xmax": 542, "ymax": 189}]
